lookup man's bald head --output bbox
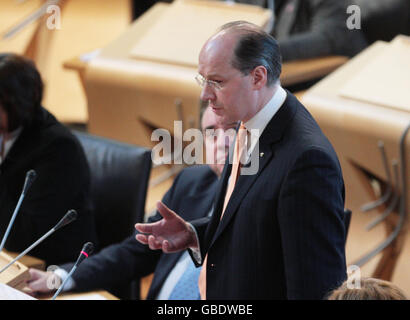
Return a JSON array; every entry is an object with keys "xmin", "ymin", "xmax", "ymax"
[
  {"xmin": 206, "ymin": 21, "xmax": 282, "ymax": 87},
  {"xmin": 197, "ymin": 21, "xmax": 283, "ymax": 123}
]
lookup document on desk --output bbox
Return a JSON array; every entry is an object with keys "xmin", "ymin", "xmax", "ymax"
[
  {"xmin": 129, "ymin": 0, "xmax": 271, "ymax": 67},
  {"xmin": 339, "ymin": 36, "xmax": 410, "ymax": 113},
  {"xmin": 0, "ymin": 283, "xmax": 36, "ymax": 300}
]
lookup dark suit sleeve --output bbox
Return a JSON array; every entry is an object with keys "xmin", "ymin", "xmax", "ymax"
[
  {"xmin": 61, "ymin": 233, "xmax": 161, "ymax": 292},
  {"xmin": 278, "ymin": 0, "xmax": 366, "ymax": 61},
  {"xmin": 277, "ymin": 147, "xmax": 347, "ymax": 299},
  {"xmin": 9, "ymin": 135, "xmax": 96, "ymax": 265}
]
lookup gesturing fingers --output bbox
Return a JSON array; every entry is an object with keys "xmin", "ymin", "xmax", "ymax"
[
  {"xmin": 148, "ymin": 235, "xmax": 163, "ymax": 250},
  {"xmin": 135, "ymin": 222, "xmax": 153, "ymax": 234},
  {"xmin": 135, "ymin": 233, "xmax": 149, "ymax": 245}
]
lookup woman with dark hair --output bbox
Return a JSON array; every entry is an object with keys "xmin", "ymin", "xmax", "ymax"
[
  {"xmin": 0, "ymin": 54, "xmax": 98, "ymax": 266},
  {"xmin": 0, "ymin": 53, "xmax": 43, "ymax": 132}
]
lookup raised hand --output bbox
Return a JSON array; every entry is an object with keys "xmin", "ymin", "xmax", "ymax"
[{"xmin": 135, "ymin": 201, "xmax": 198, "ymax": 253}]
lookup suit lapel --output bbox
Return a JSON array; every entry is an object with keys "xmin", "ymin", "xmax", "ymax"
[
  {"xmin": 212, "ymin": 143, "xmax": 273, "ymax": 242},
  {"xmin": 208, "ymin": 91, "xmax": 298, "ymax": 248}
]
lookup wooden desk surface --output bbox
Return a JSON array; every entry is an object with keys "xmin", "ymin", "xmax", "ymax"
[
  {"xmin": 0, "ymin": 252, "xmax": 30, "ymax": 290},
  {"xmin": 63, "ymin": 56, "xmax": 87, "ymax": 73},
  {"xmin": 301, "ymin": 40, "xmax": 410, "ymax": 287},
  {"xmin": 301, "ymin": 40, "xmax": 410, "ymax": 218},
  {"xmin": 63, "ymin": 51, "xmax": 347, "ymax": 149},
  {"xmin": 40, "ymin": 0, "xmax": 131, "ymax": 124},
  {"xmin": 280, "ymin": 56, "xmax": 348, "ymax": 86},
  {"xmin": 62, "ymin": 0, "xmax": 347, "ymax": 127},
  {"xmin": 0, "ymin": 0, "xmax": 43, "ymax": 54},
  {"xmin": 2, "ymin": 284, "xmax": 118, "ymax": 300},
  {"xmin": 31, "ymin": 288, "xmax": 119, "ymax": 300},
  {"xmin": 3, "ymin": 250, "xmax": 46, "ymax": 271},
  {"xmin": 64, "ymin": 54, "xmax": 348, "ymax": 89}
]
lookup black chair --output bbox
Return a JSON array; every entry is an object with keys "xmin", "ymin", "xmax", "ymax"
[{"xmin": 73, "ymin": 131, "xmax": 152, "ymax": 299}]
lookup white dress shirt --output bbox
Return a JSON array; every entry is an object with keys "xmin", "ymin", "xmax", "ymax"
[{"xmin": 243, "ymin": 85, "xmax": 287, "ymax": 162}]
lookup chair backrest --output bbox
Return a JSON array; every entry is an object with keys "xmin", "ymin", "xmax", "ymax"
[{"xmin": 73, "ymin": 131, "xmax": 152, "ymax": 250}]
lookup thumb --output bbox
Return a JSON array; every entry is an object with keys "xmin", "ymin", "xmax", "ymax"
[
  {"xmin": 26, "ymin": 269, "xmax": 55, "ymax": 293},
  {"xmin": 27, "ymin": 268, "xmax": 42, "ymax": 282}
]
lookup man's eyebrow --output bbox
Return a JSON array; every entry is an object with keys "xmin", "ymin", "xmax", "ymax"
[{"xmin": 206, "ymin": 72, "xmax": 226, "ymax": 80}]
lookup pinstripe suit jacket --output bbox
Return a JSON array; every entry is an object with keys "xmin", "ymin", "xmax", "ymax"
[{"xmin": 191, "ymin": 91, "xmax": 347, "ymax": 299}]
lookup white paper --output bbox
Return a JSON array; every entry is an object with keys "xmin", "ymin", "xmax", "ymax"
[
  {"xmin": 0, "ymin": 283, "xmax": 36, "ymax": 300},
  {"xmin": 58, "ymin": 293, "xmax": 108, "ymax": 300}
]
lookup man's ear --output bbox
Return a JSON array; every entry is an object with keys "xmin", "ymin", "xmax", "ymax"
[{"xmin": 251, "ymin": 66, "xmax": 268, "ymax": 90}]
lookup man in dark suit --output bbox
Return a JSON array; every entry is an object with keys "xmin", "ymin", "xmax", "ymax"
[
  {"xmin": 0, "ymin": 54, "xmax": 98, "ymax": 265},
  {"xmin": 26, "ymin": 106, "xmax": 237, "ymax": 299},
  {"xmin": 135, "ymin": 21, "xmax": 348, "ymax": 299},
  {"xmin": 220, "ymin": 0, "xmax": 368, "ymax": 61}
]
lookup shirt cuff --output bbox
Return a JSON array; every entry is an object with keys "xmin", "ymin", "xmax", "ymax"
[
  {"xmin": 53, "ymin": 268, "xmax": 76, "ymax": 292},
  {"xmin": 187, "ymin": 222, "xmax": 202, "ymax": 265}
]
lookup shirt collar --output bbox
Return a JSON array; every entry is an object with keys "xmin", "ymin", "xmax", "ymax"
[
  {"xmin": 244, "ymin": 85, "xmax": 287, "ymax": 136},
  {"xmin": 242, "ymin": 86, "xmax": 287, "ymax": 156}
]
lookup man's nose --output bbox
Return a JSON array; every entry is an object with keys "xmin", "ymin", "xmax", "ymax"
[{"xmin": 200, "ymin": 83, "xmax": 216, "ymax": 102}]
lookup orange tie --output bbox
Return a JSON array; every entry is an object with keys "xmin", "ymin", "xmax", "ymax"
[
  {"xmin": 198, "ymin": 122, "xmax": 247, "ymax": 299},
  {"xmin": 222, "ymin": 122, "xmax": 247, "ymax": 214}
]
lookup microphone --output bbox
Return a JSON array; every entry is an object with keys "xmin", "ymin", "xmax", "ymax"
[
  {"xmin": 51, "ymin": 242, "xmax": 94, "ymax": 300},
  {"xmin": 22, "ymin": 169, "xmax": 37, "ymax": 195},
  {"xmin": 0, "ymin": 210, "xmax": 77, "ymax": 274},
  {"xmin": 0, "ymin": 170, "xmax": 37, "ymax": 253}
]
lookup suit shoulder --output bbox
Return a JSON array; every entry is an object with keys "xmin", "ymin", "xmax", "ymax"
[
  {"xmin": 32, "ymin": 108, "xmax": 76, "ymax": 143},
  {"xmin": 289, "ymin": 99, "xmax": 335, "ymax": 148},
  {"xmin": 176, "ymin": 165, "xmax": 216, "ymax": 182},
  {"xmin": 171, "ymin": 165, "xmax": 218, "ymax": 196}
]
